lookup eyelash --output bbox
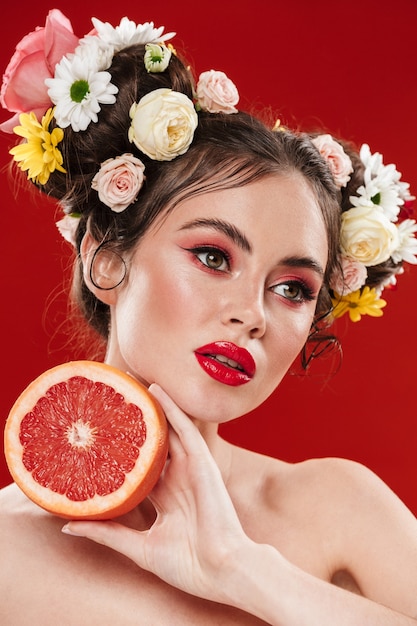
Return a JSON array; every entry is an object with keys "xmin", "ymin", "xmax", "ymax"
[
  {"xmin": 187, "ymin": 246, "xmax": 231, "ymax": 272},
  {"xmin": 187, "ymin": 246, "xmax": 317, "ymax": 304},
  {"xmin": 271, "ymin": 281, "xmax": 317, "ymax": 304}
]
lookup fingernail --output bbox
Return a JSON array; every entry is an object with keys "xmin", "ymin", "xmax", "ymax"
[{"xmin": 61, "ymin": 524, "xmax": 84, "ymax": 537}]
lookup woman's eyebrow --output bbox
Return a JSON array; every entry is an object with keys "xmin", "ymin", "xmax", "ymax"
[
  {"xmin": 178, "ymin": 218, "xmax": 252, "ymax": 252},
  {"xmin": 280, "ymin": 256, "xmax": 325, "ymax": 279}
]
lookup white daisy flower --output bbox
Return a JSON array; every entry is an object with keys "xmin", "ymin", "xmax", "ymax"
[
  {"xmin": 391, "ymin": 219, "xmax": 417, "ymax": 264},
  {"xmin": 46, "ymin": 50, "xmax": 118, "ymax": 132},
  {"xmin": 359, "ymin": 144, "xmax": 384, "ymax": 178},
  {"xmin": 350, "ymin": 143, "xmax": 406, "ymax": 221},
  {"xmin": 398, "ymin": 180, "xmax": 416, "ymax": 204},
  {"xmin": 91, "ymin": 17, "xmax": 175, "ymax": 53},
  {"xmin": 359, "ymin": 144, "xmax": 401, "ymax": 186},
  {"xmin": 350, "ymin": 178, "xmax": 402, "ymax": 221},
  {"xmin": 76, "ymin": 35, "xmax": 115, "ymax": 71}
]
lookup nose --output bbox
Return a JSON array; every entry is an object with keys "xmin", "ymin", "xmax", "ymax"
[{"xmin": 220, "ymin": 281, "xmax": 266, "ymax": 339}]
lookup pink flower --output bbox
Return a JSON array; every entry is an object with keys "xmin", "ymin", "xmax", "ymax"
[
  {"xmin": 91, "ymin": 154, "xmax": 146, "ymax": 212},
  {"xmin": 56, "ymin": 213, "xmax": 81, "ymax": 247},
  {"xmin": 312, "ymin": 134, "xmax": 353, "ymax": 188},
  {"xmin": 196, "ymin": 70, "xmax": 239, "ymax": 114},
  {"xmin": 330, "ymin": 256, "xmax": 368, "ymax": 295},
  {"xmin": 0, "ymin": 9, "xmax": 79, "ymax": 133}
]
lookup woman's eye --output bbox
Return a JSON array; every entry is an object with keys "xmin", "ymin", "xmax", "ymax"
[
  {"xmin": 193, "ymin": 248, "xmax": 230, "ymax": 271},
  {"xmin": 272, "ymin": 281, "xmax": 315, "ymax": 303}
]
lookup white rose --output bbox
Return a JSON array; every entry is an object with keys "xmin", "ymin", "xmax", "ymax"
[
  {"xmin": 128, "ymin": 88, "xmax": 198, "ymax": 161},
  {"xmin": 340, "ymin": 205, "xmax": 399, "ymax": 266}
]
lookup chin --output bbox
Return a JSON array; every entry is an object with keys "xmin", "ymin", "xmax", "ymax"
[{"xmin": 173, "ymin": 389, "xmax": 257, "ymax": 424}]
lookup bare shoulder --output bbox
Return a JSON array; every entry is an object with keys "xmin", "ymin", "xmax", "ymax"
[
  {"xmin": 257, "ymin": 454, "xmax": 417, "ymax": 612},
  {"xmin": 0, "ymin": 482, "xmax": 72, "ymax": 577},
  {"xmin": 259, "ymin": 454, "xmax": 417, "ymax": 546},
  {"xmin": 0, "ymin": 483, "xmax": 52, "ymax": 612},
  {"xmin": 0, "ymin": 481, "xmax": 38, "ymax": 529},
  {"xmin": 224, "ymin": 444, "xmax": 416, "ymax": 532},
  {"xmin": 228, "ymin": 445, "xmax": 375, "ymax": 509},
  {"xmin": 0, "ymin": 482, "xmax": 57, "ymax": 558},
  {"xmin": 0, "ymin": 480, "xmax": 34, "ymax": 503},
  {"xmin": 286, "ymin": 455, "xmax": 417, "ymax": 530},
  {"xmin": 245, "ymin": 452, "xmax": 412, "ymax": 516},
  {"xmin": 0, "ymin": 481, "xmax": 49, "ymax": 522}
]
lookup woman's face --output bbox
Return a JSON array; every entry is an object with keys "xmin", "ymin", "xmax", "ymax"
[{"xmin": 106, "ymin": 173, "xmax": 328, "ymax": 422}]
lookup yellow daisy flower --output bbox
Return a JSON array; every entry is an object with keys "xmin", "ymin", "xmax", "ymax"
[
  {"xmin": 331, "ymin": 286, "xmax": 387, "ymax": 322},
  {"xmin": 10, "ymin": 108, "xmax": 66, "ymax": 185}
]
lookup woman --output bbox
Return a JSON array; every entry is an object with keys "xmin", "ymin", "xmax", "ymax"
[{"xmin": 1, "ymin": 11, "xmax": 417, "ymax": 624}]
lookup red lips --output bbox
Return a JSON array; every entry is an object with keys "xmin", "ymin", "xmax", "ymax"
[{"xmin": 194, "ymin": 341, "xmax": 256, "ymax": 386}]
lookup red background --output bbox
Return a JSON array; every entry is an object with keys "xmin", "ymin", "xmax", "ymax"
[{"xmin": 1, "ymin": 0, "xmax": 417, "ymax": 513}]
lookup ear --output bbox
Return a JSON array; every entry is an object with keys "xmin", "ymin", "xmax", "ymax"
[{"xmin": 80, "ymin": 233, "xmax": 126, "ymax": 305}]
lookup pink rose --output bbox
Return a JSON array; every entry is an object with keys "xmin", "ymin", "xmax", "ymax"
[
  {"xmin": 91, "ymin": 154, "xmax": 146, "ymax": 212},
  {"xmin": 330, "ymin": 256, "xmax": 368, "ymax": 295},
  {"xmin": 196, "ymin": 70, "xmax": 239, "ymax": 114},
  {"xmin": 312, "ymin": 134, "xmax": 353, "ymax": 188},
  {"xmin": 0, "ymin": 9, "xmax": 79, "ymax": 132},
  {"xmin": 56, "ymin": 214, "xmax": 81, "ymax": 247}
]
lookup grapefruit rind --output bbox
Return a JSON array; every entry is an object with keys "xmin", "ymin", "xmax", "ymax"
[{"xmin": 4, "ymin": 361, "xmax": 168, "ymax": 520}]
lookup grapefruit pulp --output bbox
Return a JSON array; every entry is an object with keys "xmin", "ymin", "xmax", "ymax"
[{"xmin": 4, "ymin": 361, "xmax": 168, "ymax": 520}]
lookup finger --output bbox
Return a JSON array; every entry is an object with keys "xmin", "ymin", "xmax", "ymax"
[
  {"xmin": 149, "ymin": 384, "xmax": 210, "ymax": 456},
  {"xmin": 149, "ymin": 385, "xmax": 226, "ymax": 494},
  {"xmin": 62, "ymin": 521, "xmax": 150, "ymax": 569},
  {"xmin": 166, "ymin": 420, "xmax": 185, "ymax": 458}
]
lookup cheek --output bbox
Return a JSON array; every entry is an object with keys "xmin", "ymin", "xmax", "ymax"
[
  {"xmin": 125, "ymin": 265, "xmax": 203, "ymax": 335},
  {"xmin": 155, "ymin": 269, "xmax": 199, "ymax": 324},
  {"xmin": 266, "ymin": 309, "xmax": 314, "ymax": 366}
]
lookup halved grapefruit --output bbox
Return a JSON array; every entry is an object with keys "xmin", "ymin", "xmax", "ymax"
[{"xmin": 4, "ymin": 361, "xmax": 168, "ymax": 520}]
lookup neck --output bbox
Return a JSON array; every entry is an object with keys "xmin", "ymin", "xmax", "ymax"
[
  {"xmin": 103, "ymin": 337, "xmax": 234, "ymax": 481},
  {"xmin": 190, "ymin": 418, "xmax": 235, "ymax": 488}
]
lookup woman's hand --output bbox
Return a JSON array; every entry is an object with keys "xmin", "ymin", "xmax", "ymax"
[{"xmin": 62, "ymin": 384, "xmax": 252, "ymax": 604}]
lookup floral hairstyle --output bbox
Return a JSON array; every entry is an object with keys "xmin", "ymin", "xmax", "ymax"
[
  {"xmin": 3, "ymin": 11, "xmax": 414, "ymax": 371},
  {"xmin": 0, "ymin": 11, "xmax": 342, "ymax": 349},
  {"xmin": 311, "ymin": 134, "xmax": 416, "ymax": 322}
]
